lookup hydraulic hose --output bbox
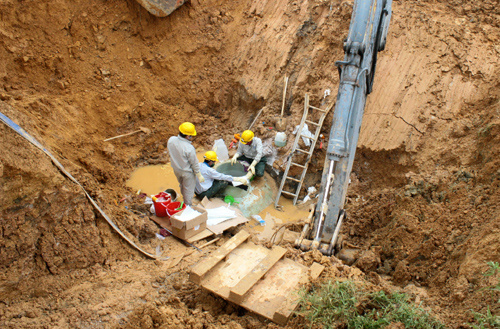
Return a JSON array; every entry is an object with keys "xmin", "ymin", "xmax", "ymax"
[{"xmin": 0, "ymin": 110, "xmax": 162, "ymax": 260}]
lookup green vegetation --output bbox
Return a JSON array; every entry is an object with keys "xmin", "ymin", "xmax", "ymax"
[
  {"xmin": 484, "ymin": 261, "xmax": 500, "ymax": 299},
  {"xmin": 469, "ymin": 262, "xmax": 500, "ymax": 329},
  {"xmin": 470, "ymin": 307, "xmax": 500, "ymax": 329},
  {"xmin": 297, "ymin": 280, "xmax": 444, "ymax": 329},
  {"xmin": 477, "ymin": 123, "xmax": 496, "ymax": 137}
]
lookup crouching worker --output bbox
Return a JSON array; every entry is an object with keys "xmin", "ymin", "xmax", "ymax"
[
  {"xmin": 231, "ymin": 130, "xmax": 267, "ymax": 177},
  {"xmin": 195, "ymin": 151, "xmax": 248, "ymax": 199}
]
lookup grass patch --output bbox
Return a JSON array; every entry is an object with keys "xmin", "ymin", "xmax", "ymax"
[
  {"xmin": 484, "ymin": 261, "xmax": 500, "ymax": 299},
  {"xmin": 478, "ymin": 123, "xmax": 496, "ymax": 137},
  {"xmin": 297, "ymin": 280, "xmax": 444, "ymax": 329},
  {"xmin": 470, "ymin": 307, "xmax": 500, "ymax": 329},
  {"xmin": 469, "ymin": 262, "xmax": 500, "ymax": 328}
]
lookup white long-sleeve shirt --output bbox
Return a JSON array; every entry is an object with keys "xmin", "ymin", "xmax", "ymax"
[
  {"xmin": 236, "ymin": 137, "xmax": 263, "ymax": 162},
  {"xmin": 195, "ymin": 162, "xmax": 234, "ymax": 193},
  {"xmin": 167, "ymin": 135, "xmax": 200, "ymax": 174}
]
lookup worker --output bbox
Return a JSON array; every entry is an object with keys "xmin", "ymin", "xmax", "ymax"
[
  {"xmin": 195, "ymin": 151, "xmax": 248, "ymax": 199},
  {"xmin": 167, "ymin": 122, "xmax": 204, "ymax": 206},
  {"xmin": 230, "ymin": 130, "xmax": 267, "ymax": 177}
]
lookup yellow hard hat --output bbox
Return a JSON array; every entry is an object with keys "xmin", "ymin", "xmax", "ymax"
[
  {"xmin": 204, "ymin": 151, "xmax": 218, "ymax": 162},
  {"xmin": 179, "ymin": 122, "xmax": 197, "ymax": 136},
  {"xmin": 240, "ymin": 130, "xmax": 254, "ymax": 144}
]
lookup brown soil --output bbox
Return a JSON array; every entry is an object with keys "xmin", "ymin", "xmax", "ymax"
[{"xmin": 0, "ymin": 0, "xmax": 498, "ymax": 328}]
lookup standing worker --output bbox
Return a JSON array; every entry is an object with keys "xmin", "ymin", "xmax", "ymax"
[
  {"xmin": 167, "ymin": 122, "xmax": 205, "ymax": 206},
  {"xmin": 230, "ymin": 130, "xmax": 267, "ymax": 177},
  {"xmin": 195, "ymin": 151, "xmax": 248, "ymax": 199}
]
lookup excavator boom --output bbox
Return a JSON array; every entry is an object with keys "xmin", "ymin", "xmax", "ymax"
[{"xmin": 299, "ymin": 0, "xmax": 392, "ymax": 254}]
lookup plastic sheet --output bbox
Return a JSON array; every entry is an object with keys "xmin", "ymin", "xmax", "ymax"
[
  {"xmin": 206, "ymin": 206, "xmax": 236, "ymax": 226},
  {"xmin": 293, "ymin": 124, "xmax": 314, "ymax": 146},
  {"xmin": 213, "ymin": 139, "xmax": 229, "ymax": 161}
]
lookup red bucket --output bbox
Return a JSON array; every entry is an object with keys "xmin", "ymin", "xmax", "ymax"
[
  {"xmin": 166, "ymin": 201, "xmax": 186, "ymax": 218},
  {"xmin": 153, "ymin": 192, "xmax": 171, "ymax": 217}
]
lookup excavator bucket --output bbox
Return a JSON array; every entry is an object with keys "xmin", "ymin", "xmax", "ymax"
[
  {"xmin": 135, "ymin": 0, "xmax": 186, "ymax": 17},
  {"xmin": 190, "ymin": 231, "xmax": 324, "ymax": 324}
]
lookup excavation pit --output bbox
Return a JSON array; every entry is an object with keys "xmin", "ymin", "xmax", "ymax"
[
  {"xmin": 126, "ymin": 160, "xmax": 277, "ymax": 218},
  {"xmin": 215, "ymin": 161, "xmax": 275, "ymax": 218}
]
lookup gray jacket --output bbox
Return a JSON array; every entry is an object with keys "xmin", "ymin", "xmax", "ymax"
[
  {"xmin": 167, "ymin": 135, "xmax": 200, "ymax": 174},
  {"xmin": 195, "ymin": 162, "xmax": 234, "ymax": 193},
  {"xmin": 237, "ymin": 136, "xmax": 263, "ymax": 162}
]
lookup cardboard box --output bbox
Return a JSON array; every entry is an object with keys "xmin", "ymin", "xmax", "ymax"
[{"xmin": 169, "ymin": 205, "xmax": 208, "ymax": 240}]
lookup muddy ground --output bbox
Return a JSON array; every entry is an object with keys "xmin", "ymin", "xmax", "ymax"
[{"xmin": 0, "ymin": 0, "xmax": 499, "ymax": 328}]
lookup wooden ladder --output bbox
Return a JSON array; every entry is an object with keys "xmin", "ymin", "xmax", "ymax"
[{"xmin": 275, "ymin": 94, "xmax": 333, "ymax": 207}]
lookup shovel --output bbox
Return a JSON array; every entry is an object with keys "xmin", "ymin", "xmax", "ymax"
[
  {"xmin": 277, "ymin": 76, "xmax": 288, "ymax": 130},
  {"xmin": 175, "ymin": 202, "xmax": 184, "ymax": 211},
  {"xmin": 104, "ymin": 127, "xmax": 151, "ymax": 142}
]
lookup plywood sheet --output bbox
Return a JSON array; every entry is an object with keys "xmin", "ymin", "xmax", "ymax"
[
  {"xmin": 200, "ymin": 241, "xmax": 267, "ymax": 293},
  {"xmin": 190, "ymin": 230, "xmax": 250, "ymax": 284},
  {"xmin": 193, "ymin": 240, "xmax": 322, "ymax": 324},
  {"xmin": 240, "ymin": 258, "xmax": 309, "ymax": 323},
  {"xmin": 229, "ymin": 246, "xmax": 286, "ymax": 303}
]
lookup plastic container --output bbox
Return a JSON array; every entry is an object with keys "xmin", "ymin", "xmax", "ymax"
[
  {"xmin": 153, "ymin": 192, "xmax": 172, "ymax": 217},
  {"xmin": 274, "ymin": 132, "xmax": 287, "ymax": 147},
  {"xmin": 213, "ymin": 139, "xmax": 229, "ymax": 161},
  {"xmin": 164, "ymin": 188, "xmax": 178, "ymax": 202},
  {"xmin": 166, "ymin": 201, "xmax": 187, "ymax": 218},
  {"xmin": 251, "ymin": 214, "xmax": 265, "ymax": 226}
]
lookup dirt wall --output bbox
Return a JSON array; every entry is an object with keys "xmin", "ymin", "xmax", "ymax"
[{"xmin": 0, "ymin": 0, "xmax": 498, "ymax": 327}]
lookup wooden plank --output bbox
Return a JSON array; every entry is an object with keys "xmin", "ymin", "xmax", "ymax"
[
  {"xmin": 190, "ymin": 230, "xmax": 250, "ymax": 284},
  {"xmin": 193, "ymin": 241, "xmax": 313, "ymax": 325},
  {"xmin": 201, "ymin": 242, "xmax": 270, "ymax": 298},
  {"xmin": 273, "ymin": 310, "xmax": 291, "ymax": 326},
  {"xmin": 241, "ymin": 258, "xmax": 308, "ymax": 323},
  {"xmin": 309, "ymin": 262, "xmax": 325, "ymax": 280},
  {"xmin": 186, "ymin": 229, "xmax": 213, "ymax": 243},
  {"xmin": 229, "ymin": 246, "xmax": 287, "ymax": 303},
  {"xmin": 198, "ymin": 237, "xmax": 220, "ymax": 249},
  {"xmin": 273, "ymin": 261, "xmax": 325, "ymax": 324}
]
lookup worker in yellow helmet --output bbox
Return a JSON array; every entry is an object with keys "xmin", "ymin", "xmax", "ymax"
[
  {"xmin": 167, "ymin": 122, "xmax": 204, "ymax": 206},
  {"xmin": 230, "ymin": 130, "xmax": 267, "ymax": 177},
  {"xmin": 195, "ymin": 151, "xmax": 248, "ymax": 199}
]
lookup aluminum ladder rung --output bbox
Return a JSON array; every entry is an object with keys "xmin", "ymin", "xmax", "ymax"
[
  {"xmin": 300, "ymin": 134, "xmax": 315, "ymax": 140},
  {"xmin": 296, "ymin": 148, "xmax": 311, "ymax": 155},
  {"xmin": 290, "ymin": 162, "xmax": 306, "ymax": 168},
  {"xmin": 309, "ymin": 105, "xmax": 327, "ymax": 112},
  {"xmin": 281, "ymin": 191, "xmax": 298, "ymax": 197},
  {"xmin": 305, "ymin": 119, "xmax": 320, "ymax": 126},
  {"xmin": 286, "ymin": 176, "xmax": 300, "ymax": 182}
]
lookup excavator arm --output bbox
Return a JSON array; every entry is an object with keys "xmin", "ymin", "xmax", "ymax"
[{"xmin": 298, "ymin": 0, "xmax": 392, "ymax": 255}]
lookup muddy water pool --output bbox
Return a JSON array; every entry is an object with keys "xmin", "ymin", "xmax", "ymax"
[{"xmin": 126, "ymin": 158, "xmax": 311, "ymax": 239}]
